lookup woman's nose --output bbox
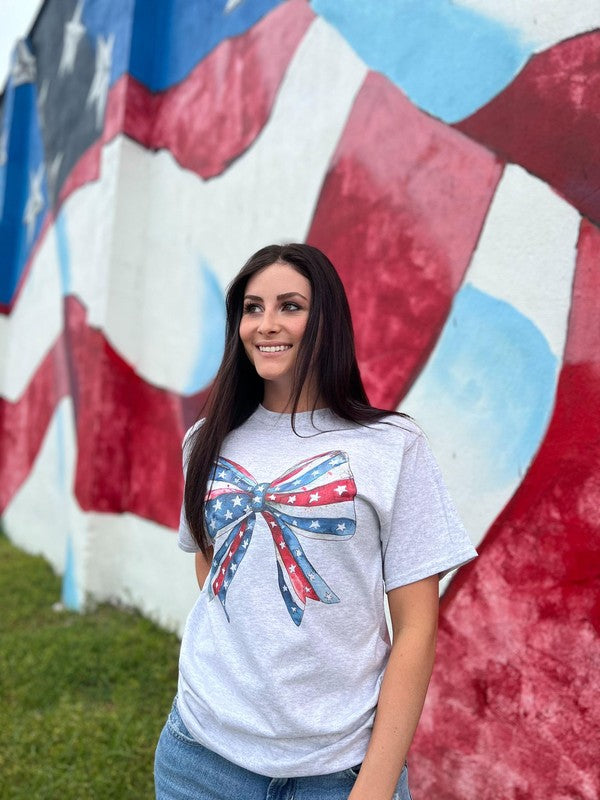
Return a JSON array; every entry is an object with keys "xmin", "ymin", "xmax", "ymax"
[{"xmin": 258, "ymin": 308, "xmax": 280, "ymax": 334}]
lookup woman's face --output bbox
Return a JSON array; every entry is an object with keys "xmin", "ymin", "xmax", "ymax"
[{"xmin": 239, "ymin": 262, "xmax": 312, "ymax": 397}]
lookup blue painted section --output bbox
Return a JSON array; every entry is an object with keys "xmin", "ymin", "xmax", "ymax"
[
  {"xmin": 54, "ymin": 211, "xmax": 72, "ymax": 294},
  {"xmin": 311, "ymin": 0, "xmax": 531, "ymax": 122},
  {"xmin": 61, "ymin": 535, "xmax": 80, "ymax": 610},
  {"xmin": 408, "ymin": 284, "xmax": 557, "ymax": 486},
  {"xmin": 0, "ymin": 67, "xmax": 48, "ymax": 305},
  {"xmin": 185, "ymin": 261, "xmax": 226, "ymax": 393},
  {"xmin": 82, "ymin": 0, "xmax": 285, "ymax": 92}
]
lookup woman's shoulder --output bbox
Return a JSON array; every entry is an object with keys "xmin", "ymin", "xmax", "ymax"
[{"xmin": 362, "ymin": 412, "xmax": 425, "ymax": 448}]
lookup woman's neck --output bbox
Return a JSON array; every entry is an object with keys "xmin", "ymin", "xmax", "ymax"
[{"xmin": 261, "ymin": 381, "xmax": 323, "ymax": 414}]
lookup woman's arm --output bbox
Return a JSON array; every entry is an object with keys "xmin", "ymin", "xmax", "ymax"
[
  {"xmin": 194, "ymin": 549, "xmax": 213, "ymax": 590},
  {"xmin": 349, "ymin": 574, "xmax": 439, "ymax": 800}
]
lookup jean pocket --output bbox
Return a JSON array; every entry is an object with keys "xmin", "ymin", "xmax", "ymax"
[{"xmin": 166, "ymin": 699, "xmax": 201, "ymax": 746}]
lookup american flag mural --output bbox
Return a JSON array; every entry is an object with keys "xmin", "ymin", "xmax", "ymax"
[{"xmin": 1, "ymin": 1, "xmax": 599, "ymax": 797}]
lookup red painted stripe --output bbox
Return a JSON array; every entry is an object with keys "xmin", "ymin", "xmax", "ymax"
[
  {"xmin": 121, "ymin": 0, "xmax": 314, "ymax": 180},
  {"xmin": 411, "ymin": 219, "xmax": 600, "ymax": 798},
  {"xmin": 0, "ymin": 296, "xmax": 208, "ymax": 526},
  {"xmin": 307, "ymin": 70, "xmax": 503, "ymax": 409},
  {"xmin": 456, "ymin": 31, "xmax": 600, "ymax": 227}
]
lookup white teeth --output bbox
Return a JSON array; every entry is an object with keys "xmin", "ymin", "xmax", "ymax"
[{"xmin": 258, "ymin": 345, "xmax": 291, "ymax": 352}]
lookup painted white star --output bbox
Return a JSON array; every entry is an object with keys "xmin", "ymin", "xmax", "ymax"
[
  {"xmin": 209, "ymin": 519, "xmax": 217, "ymax": 530},
  {"xmin": 269, "ymin": 521, "xmax": 277, "ymax": 528},
  {"xmin": 214, "ymin": 499, "xmax": 222, "ymax": 510},
  {"xmin": 224, "ymin": 0, "xmax": 244, "ymax": 12},
  {"xmin": 232, "ymin": 496, "xmax": 242, "ymax": 507},
  {"xmin": 46, "ymin": 152, "xmax": 63, "ymax": 202},
  {"xmin": 87, "ymin": 33, "xmax": 114, "ymax": 128},
  {"xmin": 287, "ymin": 495, "xmax": 297, "ymax": 504},
  {"xmin": 325, "ymin": 592, "xmax": 333, "ymax": 601},
  {"xmin": 224, "ymin": 580, "xmax": 230, "ymax": 588},
  {"xmin": 244, "ymin": 504, "xmax": 252, "ymax": 513},
  {"xmin": 218, "ymin": 470, "xmax": 227, "ymax": 479},
  {"xmin": 308, "ymin": 572, "xmax": 316, "ymax": 580},
  {"xmin": 310, "ymin": 520, "xmax": 320, "ymax": 529},
  {"xmin": 253, "ymin": 496, "xmax": 262, "ymax": 505},
  {"xmin": 311, "ymin": 469, "xmax": 320, "ymax": 477},
  {"xmin": 295, "ymin": 549, "xmax": 302, "ymax": 557},
  {"xmin": 309, "ymin": 492, "xmax": 320, "ymax": 503},
  {"xmin": 278, "ymin": 541, "xmax": 286, "ymax": 548},
  {"xmin": 231, "ymin": 563, "xmax": 238, "ymax": 572},
  {"xmin": 305, "ymin": 586, "xmax": 311, "ymax": 593},
  {"xmin": 238, "ymin": 531, "xmax": 243, "ymax": 538},
  {"xmin": 59, "ymin": 0, "xmax": 85, "ymax": 76},
  {"xmin": 268, "ymin": 494, "xmax": 276, "ymax": 500},
  {"xmin": 336, "ymin": 523, "xmax": 346, "ymax": 532},
  {"xmin": 288, "ymin": 565, "xmax": 296, "ymax": 574},
  {"xmin": 11, "ymin": 40, "xmax": 36, "ymax": 86},
  {"xmin": 242, "ymin": 540, "xmax": 249, "ymax": 548},
  {"xmin": 36, "ymin": 79, "xmax": 49, "ymax": 126},
  {"xmin": 331, "ymin": 456, "xmax": 344, "ymax": 466},
  {"xmin": 293, "ymin": 478, "xmax": 302, "ymax": 485},
  {"xmin": 23, "ymin": 164, "xmax": 45, "ymax": 243},
  {"xmin": 224, "ymin": 509, "xmax": 233, "ymax": 520},
  {"xmin": 334, "ymin": 484, "xmax": 347, "ymax": 496},
  {"xmin": 291, "ymin": 605, "xmax": 297, "ymax": 612}
]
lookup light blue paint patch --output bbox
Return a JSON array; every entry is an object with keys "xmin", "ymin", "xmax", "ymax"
[
  {"xmin": 55, "ymin": 402, "xmax": 68, "ymax": 488},
  {"xmin": 54, "ymin": 210, "xmax": 71, "ymax": 294},
  {"xmin": 414, "ymin": 284, "xmax": 557, "ymax": 484},
  {"xmin": 61, "ymin": 535, "xmax": 80, "ymax": 611},
  {"xmin": 184, "ymin": 261, "xmax": 226, "ymax": 393},
  {"xmin": 311, "ymin": 0, "xmax": 531, "ymax": 122}
]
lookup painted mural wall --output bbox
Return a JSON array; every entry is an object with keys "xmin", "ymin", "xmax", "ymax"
[{"xmin": 1, "ymin": 1, "xmax": 598, "ymax": 797}]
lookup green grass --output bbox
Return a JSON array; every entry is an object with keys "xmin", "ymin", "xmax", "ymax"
[{"xmin": 0, "ymin": 531, "xmax": 181, "ymax": 799}]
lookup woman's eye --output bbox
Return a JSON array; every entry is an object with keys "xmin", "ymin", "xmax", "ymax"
[
  {"xmin": 282, "ymin": 302, "xmax": 301, "ymax": 312},
  {"xmin": 243, "ymin": 303, "xmax": 261, "ymax": 314}
]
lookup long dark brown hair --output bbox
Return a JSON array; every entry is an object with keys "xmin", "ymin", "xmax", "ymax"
[{"xmin": 184, "ymin": 243, "xmax": 402, "ymax": 553}]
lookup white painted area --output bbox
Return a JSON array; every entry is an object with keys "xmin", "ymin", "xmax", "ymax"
[
  {"xmin": 85, "ymin": 513, "xmax": 199, "ymax": 635},
  {"xmin": 65, "ymin": 140, "xmax": 120, "ymax": 330},
  {"xmin": 0, "ymin": 0, "xmax": 42, "ymax": 89},
  {"xmin": 3, "ymin": 397, "xmax": 80, "ymax": 582},
  {"xmin": 0, "ymin": 220, "xmax": 63, "ymax": 401},
  {"xmin": 466, "ymin": 164, "xmax": 579, "ymax": 361},
  {"xmin": 453, "ymin": 0, "xmax": 600, "ymax": 50}
]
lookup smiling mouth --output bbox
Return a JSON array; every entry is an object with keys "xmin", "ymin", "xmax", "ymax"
[{"xmin": 257, "ymin": 345, "xmax": 292, "ymax": 353}]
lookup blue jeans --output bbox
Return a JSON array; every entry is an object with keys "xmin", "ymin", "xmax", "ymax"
[{"xmin": 154, "ymin": 699, "xmax": 412, "ymax": 800}]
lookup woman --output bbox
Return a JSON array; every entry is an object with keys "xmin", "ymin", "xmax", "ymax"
[{"xmin": 155, "ymin": 243, "xmax": 477, "ymax": 800}]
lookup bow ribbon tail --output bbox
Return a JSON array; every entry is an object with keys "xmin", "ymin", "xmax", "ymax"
[
  {"xmin": 262, "ymin": 510, "xmax": 339, "ymax": 625},
  {"xmin": 209, "ymin": 515, "xmax": 255, "ymax": 619}
]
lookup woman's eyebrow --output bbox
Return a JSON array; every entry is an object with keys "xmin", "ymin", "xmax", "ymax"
[{"xmin": 243, "ymin": 292, "xmax": 308, "ymax": 301}]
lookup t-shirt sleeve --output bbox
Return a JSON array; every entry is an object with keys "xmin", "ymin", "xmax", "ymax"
[
  {"xmin": 177, "ymin": 422, "xmax": 203, "ymax": 553},
  {"xmin": 381, "ymin": 431, "xmax": 477, "ymax": 592}
]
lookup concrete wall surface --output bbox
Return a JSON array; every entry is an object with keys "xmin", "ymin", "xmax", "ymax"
[{"xmin": 1, "ymin": 1, "xmax": 599, "ymax": 797}]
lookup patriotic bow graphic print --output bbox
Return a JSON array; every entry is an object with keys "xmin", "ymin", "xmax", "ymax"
[{"xmin": 205, "ymin": 451, "xmax": 357, "ymax": 626}]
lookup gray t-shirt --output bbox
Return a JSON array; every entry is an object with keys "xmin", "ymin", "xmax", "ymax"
[{"xmin": 176, "ymin": 405, "xmax": 477, "ymax": 777}]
